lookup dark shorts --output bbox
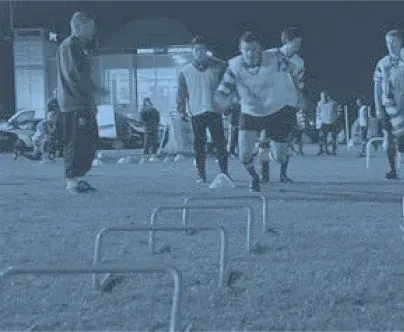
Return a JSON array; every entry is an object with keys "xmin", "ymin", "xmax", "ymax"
[{"xmin": 239, "ymin": 105, "xmax": 298, "ymax": 142}]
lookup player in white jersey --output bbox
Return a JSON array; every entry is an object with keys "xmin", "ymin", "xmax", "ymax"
[
  {"xmin": 214, "ymin": 29, "xmax": 304, "ymax": 192},
  {"xmin": 259, "ymin": 27, "xmax": 305, "ymax": 182},
  {"xmin": 374, "ymin": 29, "xmax": 404, "ymax": 179}
]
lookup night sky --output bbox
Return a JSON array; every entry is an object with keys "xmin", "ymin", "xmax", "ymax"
[{"xmin": 4, "ymin": 1, "xmax": 404, "ymax": 106}]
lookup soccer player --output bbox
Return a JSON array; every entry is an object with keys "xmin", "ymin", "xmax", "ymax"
[
  {"xmin": 316, "ymin": 91, "xmax": 339, "ymax": 156},
  {"xmin": 214, "ymin": 28, "xmax": 304, "ymax": 192},
  {"xmin": 374, "ymin": 29, "xmax": 404, "ymax": 179},
  {"xmin": 177, "ymin": 36, "xmax": 233, "ymax": 186}
]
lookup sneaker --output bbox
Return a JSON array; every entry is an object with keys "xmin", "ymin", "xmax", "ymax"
[
  {"xmin": 66, "ymin": 179, "xmax": 96, "ymax": 194},
  {"xmin": 249, "ymin": 179, "xmax": 260, "ymax": 192},
  {"xmin": 385, "ymin": 171, "xmax": 398, "ymax": 180},
  {"xmin": 280, "ymin": 174, "xmax": 294, "ymax": 183},
  {"xmin": 196, "ymin": 175, "xmax": 206, "ymax": 183},
  {"xmin": 77, "ymin": 180, "xmax": 97, "ymax": 191},
  {"xmin": 149, "ymin": 155, "xmax": 157, "ymax": 162}
]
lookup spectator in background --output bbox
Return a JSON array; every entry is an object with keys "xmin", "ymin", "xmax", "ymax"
[
  {"xmin": 294, "ymin": 108, "xmax": 306, "ymax": 155},
  {"xmin": 224, "ymin": 97, "xmax": 241, "ymax": 158},
  {"xmin": 316, "ymin": 91, "xmax": 339, "ymax": 155},
  {"xmin": 140, "ymin": 97, "xmax": 160, "ymax": 161},
  {"xmin": 47, "ymin": 88, "xmax": 63, "ymax": 157},
  {"xmin": 20, "ymin": 111, "xmax": 59, "ymax": 163},
  {"xmin": 356, "ymin": 97, "xmax": 369, "ymax": 157}
]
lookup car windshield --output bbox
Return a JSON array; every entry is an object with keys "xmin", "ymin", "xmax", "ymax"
[{"xmin": 9, "ymin": 111, "xmax": 35, "ymax": 124}]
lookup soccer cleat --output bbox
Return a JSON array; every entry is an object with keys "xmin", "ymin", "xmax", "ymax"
[
  {"xmin": 385, "ymin": 171, "xmax": 398, "ymax": 180},
  {"xmin": 196, "ymin": 175, "xmax": 206, "ymax": 183},
  {"xmin": 249, "ymin": 179, "xmax": 260, "ymax": 192},
  {"xmin": 280, "ymin": 174, "xmax": 294, "ymax": 183}
]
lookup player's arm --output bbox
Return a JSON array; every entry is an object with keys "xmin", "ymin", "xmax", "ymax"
[
  {"xmin": 214, "ymin": 67, "xmax": 237, "ymax": 112},
  {"xmin": 373, "ymin": 60, "xmax": 387, "ymax": 120},
  {"xmin": 176, "ymin": 72, "xmax": 189, "ymax": 121}
]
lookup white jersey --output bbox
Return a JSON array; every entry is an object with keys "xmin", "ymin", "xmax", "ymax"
[
  {"xmin": 227, "ymin": 50, "xmax": 298, "ymax": 117},
  {"xmin": 181, "ymin": 63, "xmax": 217, "ymax": 116}
]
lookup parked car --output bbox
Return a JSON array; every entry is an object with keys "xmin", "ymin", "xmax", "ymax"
[{"xmin": 0, "ymin": 110, "xmax": 39, "ymax": 152}]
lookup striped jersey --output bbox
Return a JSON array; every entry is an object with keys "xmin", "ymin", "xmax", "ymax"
[
  {"xmin": 374, "ymin": 55, "xmax": 404, "ymax": 106},
  {"xmin": 216, "ymin": 49, "xmax": 304, "ymax": 117}
]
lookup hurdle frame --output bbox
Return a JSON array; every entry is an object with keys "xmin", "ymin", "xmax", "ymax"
[
  {"xmin": 366, "ymin": 136, "xmax": 401, "ymax": 169},
  {"xmin": 182, "ymin": 195, "xmax": 268, "ymax": 233},
  {"xmin": 93, "ymin": 226, "xmax": 228, "ymax": 289},
  {"xmin": 149, "ymin": 205, "xmax": 253, "ymax": 253},
  {"xmin": 0, "ymin": 264, "xmax": 182, "ymax": 332},
  {"xmin": 366, "ymin": 137, "xmax": 384, "ymax": 169}
]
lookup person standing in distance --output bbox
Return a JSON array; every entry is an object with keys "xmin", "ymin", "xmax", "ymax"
[
  {"xmin": 177, "ymin": 35, "xmax": 233, "ymax": 186},
  {"xmin": 373, "ymin": 29, "xmax": 404, "ymax": 179},
  {"xmin": 57, "ymin": 12, "xmax": 108, "ymax": 194}
]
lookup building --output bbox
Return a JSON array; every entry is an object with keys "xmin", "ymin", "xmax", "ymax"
[{"xmin": 12, "ymin": 18, "xmax": 194, "ymax": 124}]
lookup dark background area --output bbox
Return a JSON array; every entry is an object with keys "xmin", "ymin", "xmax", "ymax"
[{"xmin": 1, "ymin": 0, "xmax": 404, "ymax": 117}]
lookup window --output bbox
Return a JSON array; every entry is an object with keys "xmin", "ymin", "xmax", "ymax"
[
  {"xmin": 14, "ymin": 68, "xmax": 45, "ymax": 117},
  {"xmin": 104, "ymin": 69, "xmax": 135, "ymax": 105}
]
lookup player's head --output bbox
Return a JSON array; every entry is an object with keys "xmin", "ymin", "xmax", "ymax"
[
  {"xmin": 356, "ymin": 97, "xmax": 363, "ymax": 106},
  {"xmin": 47, "ymin": 111, "xmax": 58, "ymax": 123},
  {"xmin": 70, "ymin": 12, "xmax": 96, "ymax": 42},
  {"xmin": 239, "ymin": 31, "xmax": 262, "ymax": 67},
  {"xmin": 143, "ymin": 97, "xmax": 153, "ymax": 107},
  {"xmin": 191, "ymin": 35, "xmax": 209, "ymax": 63},
  {"xmin": 320, "ymin": 90, "xmax": 330, "ymax": 102},
  {"xmin": 385, "ymin": 29, "xmax": 403, "ymax": 56},
  {"xmin": 281, "ymin": 26, "xmax": 302, "ymax": 55}
]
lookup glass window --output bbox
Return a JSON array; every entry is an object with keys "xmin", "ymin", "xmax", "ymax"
[
  {"xmin": 14, "ymin": 68, "xmax": 45, "ymax": 116},
  {"xmin": 104, "ymin": 68, "xmax": 135, "ymax": 106}
]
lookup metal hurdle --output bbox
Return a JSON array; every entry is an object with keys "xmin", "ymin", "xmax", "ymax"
[
  {"xmin": 0, "ymin": 264, "xmax": 182, "ymax": 332},
  {"xmin": 366, "ymin": 137, "xmax": 384, "ymax": 169},
  {"xmin": 400, "ymin": 196, "xmax": 404, "ymax": 232},
  {"xmin": 182, "ymin": 194, "xmax": 268, "ymax": 233},
  {"xmin": 93, "ymin": 226, "xmax": 228, "ymax": 289},
  {"xmin": 366, "ymin": 137, "xmax": 401, "ymax": 169},
  {"xmin": 149, "ymin": 205, "xmax": 253, "ymax": 253}
]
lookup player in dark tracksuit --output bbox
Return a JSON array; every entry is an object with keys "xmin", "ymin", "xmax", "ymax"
[{"xmin": 57, "ymin": 12, "xmax": 108, "ymax": 194}]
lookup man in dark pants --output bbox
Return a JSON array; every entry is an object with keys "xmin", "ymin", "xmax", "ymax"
[
  {"xmin": 57, "ymin": 12, "xmax": 108, "ymax": 194},
  {"xmin": 140, "ymin": 97, "xmax": 160, "ymax": 160},
  {"xmin": 177, "ymin": 36, "xmax": 233, "ymax": 187}
]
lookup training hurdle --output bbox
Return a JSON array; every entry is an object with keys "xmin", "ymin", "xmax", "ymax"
[
  {"xmin": 0, "ymin": 264, "xmax": 182, "ymax": 332},
  {"xmin": 182, "ymin": 194, "xmax": 268, "ymax": 233},
  {"xmin": 366, "ymin": 137, "xmax": 384, "ymax": 169},
  {"xmin": 400, "ymin": 196, "xmax": 404, "ymax": 232},
  {"xmin": 93, "ymin": 226, "xmax": 227, "ymax": 289},
  {"xmin": 149, "ymin": 205, "xmax": 253, "ymax": 253},
  {"xmin": 366, "ymin": 137, "xmax": 401, "ymax": 169}
]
